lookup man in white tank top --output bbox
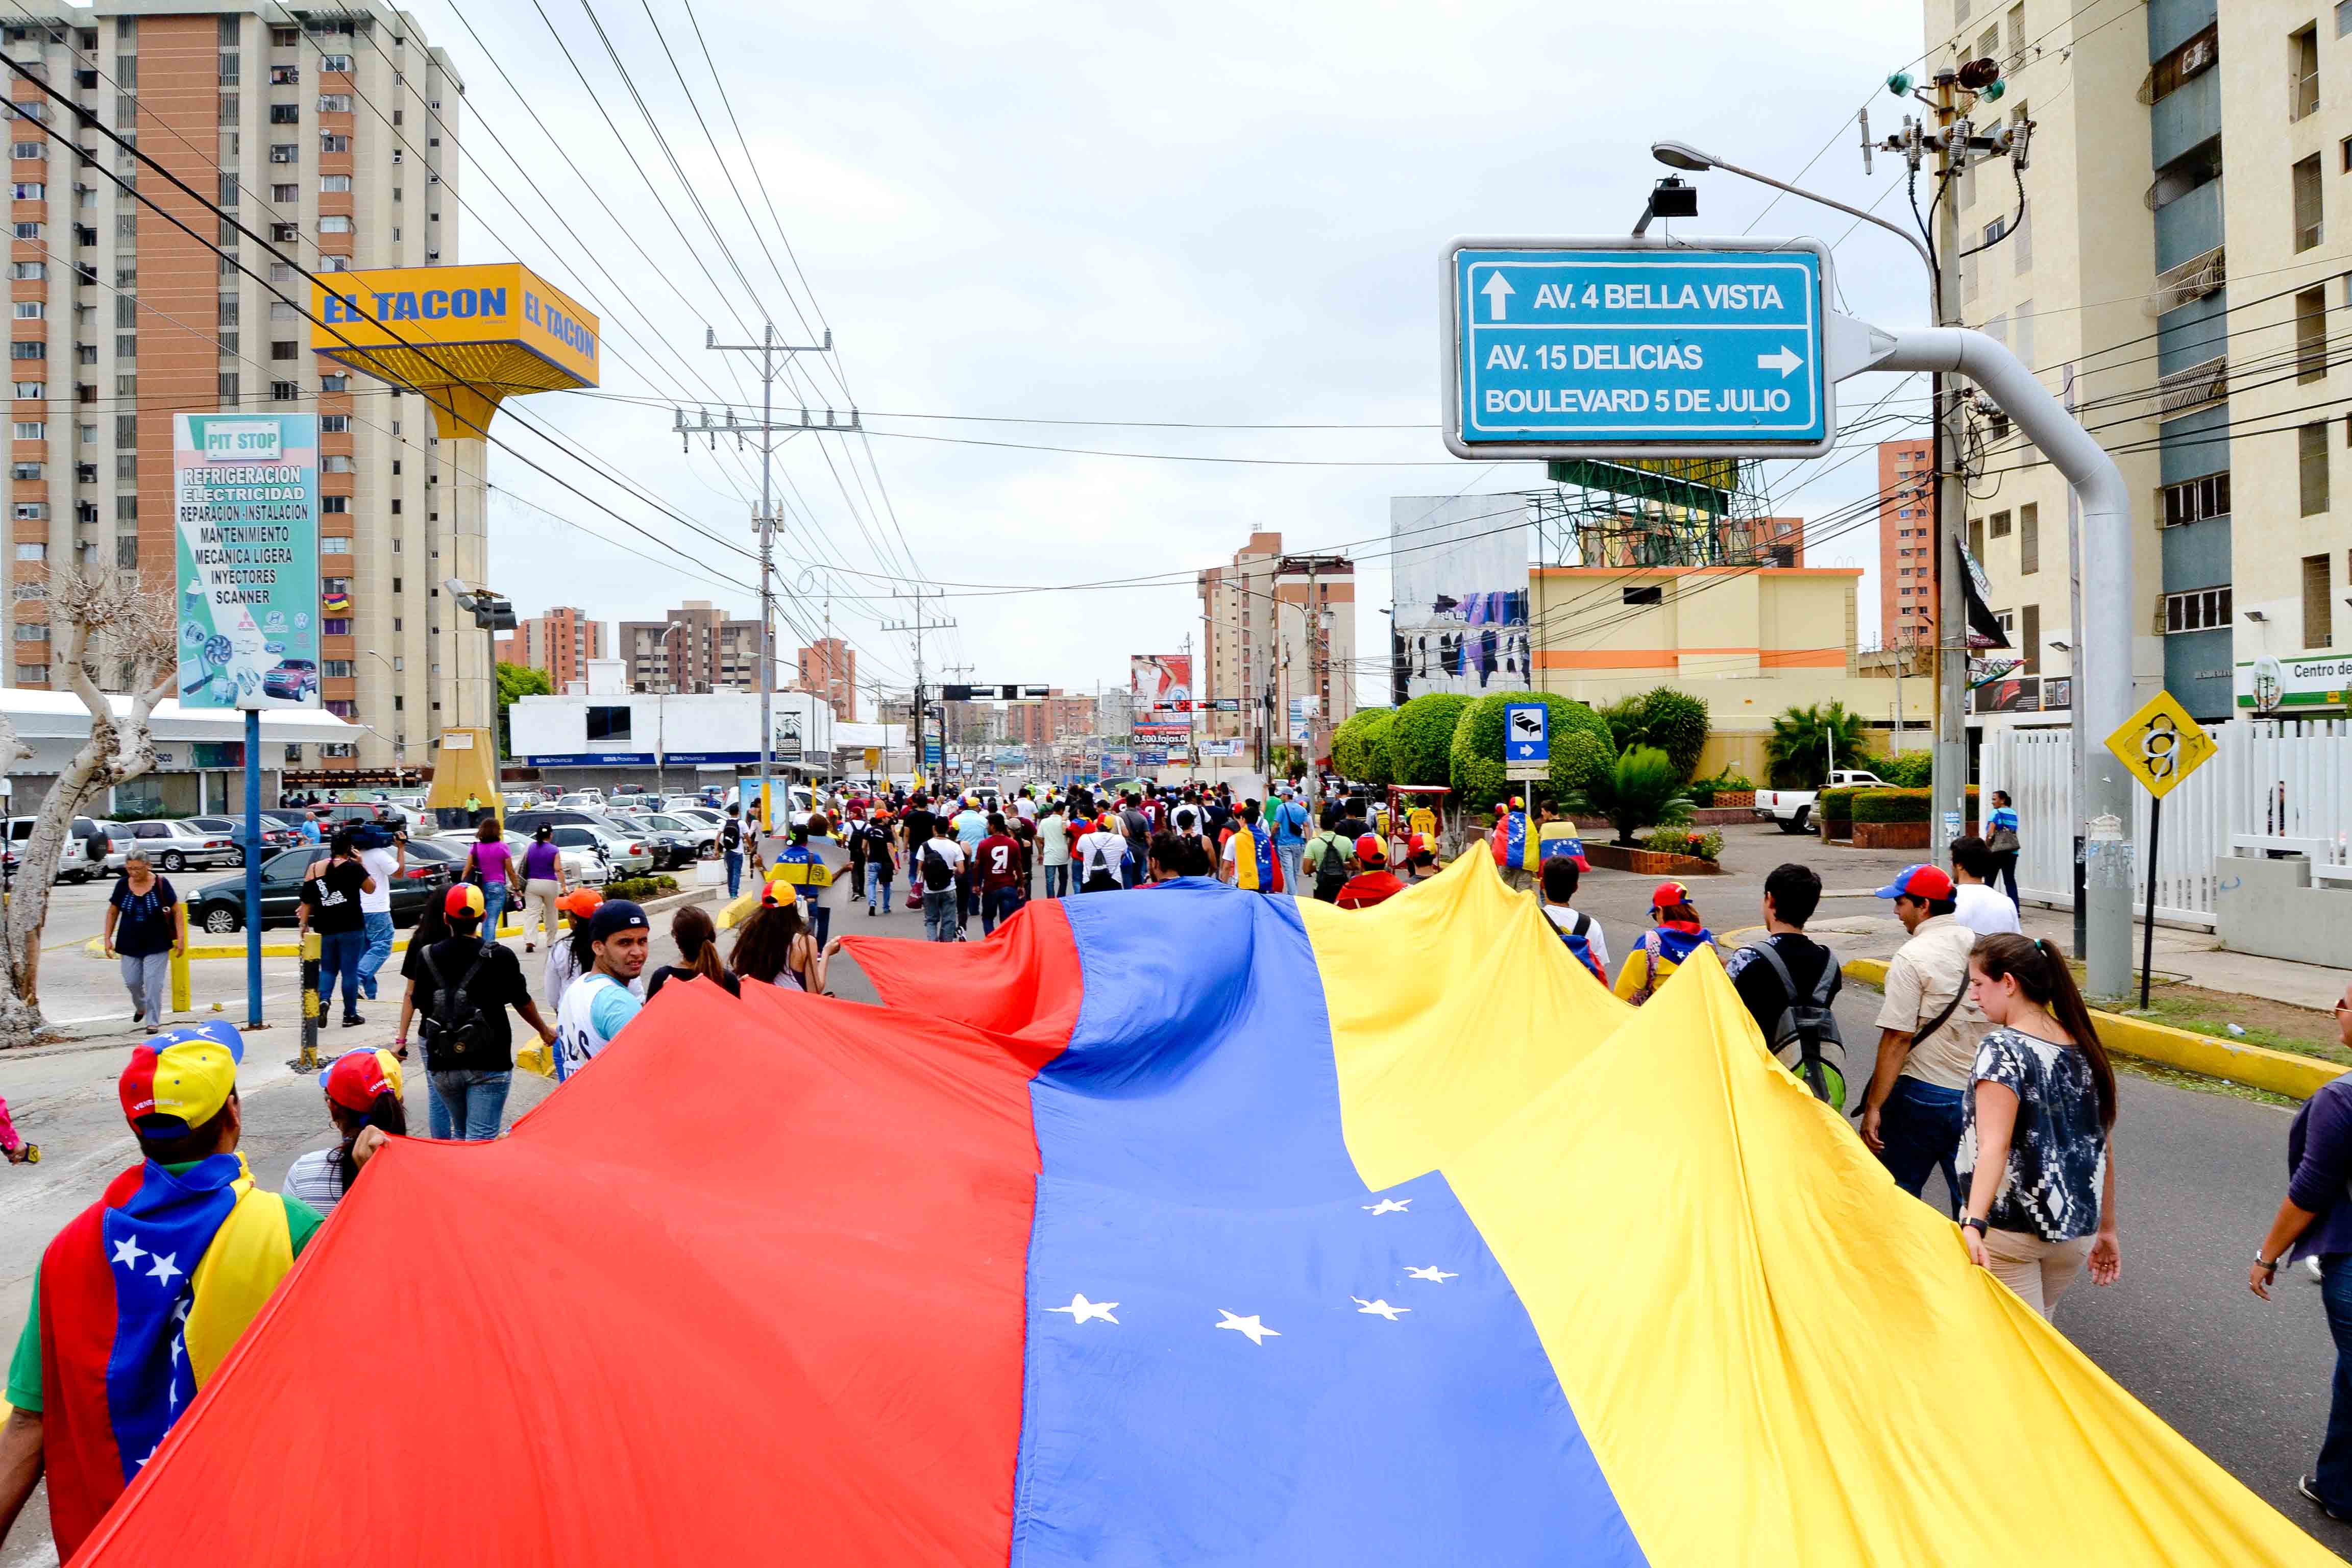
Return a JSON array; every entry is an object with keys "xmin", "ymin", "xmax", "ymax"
[{"xmin": 554, "ymin": 900, "xmax": 651, "ymax": 1081}]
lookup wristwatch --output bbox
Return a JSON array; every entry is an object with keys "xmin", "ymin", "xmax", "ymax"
[
  {"xmin": 1961, "ymin": 1217, "xmax": 1989, "ymax": 1237},
  {"xmin": 2256, "ymin": 1253, "xmax": 2281, "ymax": 1272}
]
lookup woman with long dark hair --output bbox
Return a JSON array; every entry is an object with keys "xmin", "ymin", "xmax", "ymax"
[
  {"xmin": 731, "ymin": 885, "xmax": 829, "ymax": 993},
  {"xmin": 1956, "ymin": 932, "xmax": 2121, "ymax": 1320},
  {"xmin": 646, "ymin": 903, "xmax": 741, "ymax": 1000},
  {"xmin": 283, "ymin": 1047, "xmax": 409, "ymax": 1214}
]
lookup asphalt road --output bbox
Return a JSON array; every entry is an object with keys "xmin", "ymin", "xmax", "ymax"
[{"xmin": 0, "ymin": 837, "xmax": 2345, "ymax": 1559}]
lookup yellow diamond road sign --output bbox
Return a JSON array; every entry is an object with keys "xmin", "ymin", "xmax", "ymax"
[{"xmin": 2103, "ymin": 690, "xmax": 2216, "ymax": 800}]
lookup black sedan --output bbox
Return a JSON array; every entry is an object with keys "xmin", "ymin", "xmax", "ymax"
[{"xmin": 186, "ymin": 846, "xmax": 452, "ymax": 935}]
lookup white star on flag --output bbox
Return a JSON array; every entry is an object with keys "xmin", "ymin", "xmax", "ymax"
[
  {"xmin": 133, "ymin": 1445, "xmax": 156, "ymax": 1469},
  {"xmin": 170, "ymin": 1336, "xmax": 184, "ymax": 1365},
  {"xmin": 1353, "ymin": 1297, "xmax": 1410, "ymax": 1320},
  {"xmin": 1216, "ymin": 1310, "xmax": 1280, "ymax": 1346},
  {"xmin": 110, "ymin": 1235, "xmax": 145, "ymax": 1270},
  {"xmin": 1404, "ymin": 1266, "xmax": 1458, "ymax": 1283},
  {"xmin": 1048, "ymin": 1293, "xmax": 1119, "ymax": 1325},
  {"xmin": 1362, "ymin": 1198, "xmax": 1411, "ymax": 1215},
  {"xmin": 145, "ymin": 1251, "xmax": 183, "ymax": 1288}
]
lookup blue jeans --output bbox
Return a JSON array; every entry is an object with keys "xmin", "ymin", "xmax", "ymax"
[
  {"xmin": 868, "ymin": 872, "xmax": 893, "ymax": 913},
  {"xmin": 1121, "ymin": 847, "xmax": 1143, "ymax": 889},
  {"xmin": 1276, "ymin": 842, "xmax": 1303, "ymax": 897},
  {"xmin": 982, "ymin": 885, "xmax": 1022, "ymax": 935},
  {"xmin": 922, "ymin": 889, "xmax": 960, "ymax": 942},
  {"xmin": 358, "ymin": 911, "xmax": 396, "ymax": 1000},
  {"xmin": 1044, "ymin": 863, "xmax": 1068, "ymax": 898},
  {"xmin": 1875, "ymin": 1075, "xmax": 1965, "ymax": 1214},
  {"xmin": 482, "ymin": 879, "xmax": 509, "ymax": 934},
  {"xmin": 429, "ymin": 1068, "xmax": 512, "ymax": 1141},
  {"xmin": 315, "ymin": 928, "xmax": 366, "ymax": 1020},
  {"xmin": 725, "ymin": 850, "xmax": 744, "ymax": 897}
]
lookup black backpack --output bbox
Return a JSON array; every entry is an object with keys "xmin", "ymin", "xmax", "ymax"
[
  {"xmin": 919, "ymin": 841, "xmax": 957, "ymax": 892},
  {"xmin": 1312, "ymin": 834, "xmax": 1352, "ymax": 902},
  {"xmin": 1737, "ymin": 940, "xmax": 1845, "ymax": 1105},
  {"xmin": 418, "ymin": 944, "xmax": 491, "ymax": 1064}
]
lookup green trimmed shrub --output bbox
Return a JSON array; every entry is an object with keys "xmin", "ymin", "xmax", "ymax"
[
  {"xmin": 1596, "ymin": 695, "xmax": 1647, "ymax": 754},
  {"xmin": 1388, "ymin": 693, "xmax": 1475, "ymax": 788},
  {"xmin": 1817, "ymin": 786, "xmax": 1858, "ymax": 835},
  {"xmin": 1448, "ymin": 691, "xmax": 1616, "ymax": 810},
  {"xmin": 1850, "ymin": 788, "xmax": 1932, "ymax": 824},
  {"xmin": 1636, "ymin": 687, "xmax": 1710, "ymax": 783},
  {"xmin": 1878, "ymin": 749, "xmax": 1934, "ymax": 788},
  {"xmin": 604, "ymin": 874, "xmax": 680, "ymax": 901},
  {"xmin": 1330, "ymin": 707, "xmax": 1395, "ymax": 785}
]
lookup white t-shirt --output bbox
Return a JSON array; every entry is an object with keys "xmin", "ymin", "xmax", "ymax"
[
  {"xmin": 1541, "ymin": 903, "xmax": 1611, "ymax": 972},
  {"xmin": 1014, "ymin": 797, "xmax": 1038, "ymax": 822},
  {"xmin": 916, "ymin": 836, "xmax": 967, "ymax": 892},
  {"xmin": 554, "ymin": 970, "xmax": 642, "ymax": 1081},
  {"xmin": 1952, "ymin": 881, "xmax": 2023, "ymax": 937},
  {"xmin": 1037, "ymin": 814, "xmax": 1071, "ymax": 866},
  {"xmin": 1075, "ymin": 829, "xmax": 1126, "ymax": 879},
  {"xmin": 358, "ymin": 845, "xmax": 400, "ymax": 916}
]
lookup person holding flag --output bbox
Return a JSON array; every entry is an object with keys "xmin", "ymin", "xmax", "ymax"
[
  {"xmin": 1487, "ymin": 798, "xmax": 1534, "ymax": 890},
  {"xmin": 1613, "ymin": 881, "xmax": 1720, "ymax": 1006},
  {"xmin": 0, "ymin": 1024, "xmax": 326, "ymax": 1561},
  {"xmin": 1220, "ymin": 800, "xmax": 1279, "ymax": 893}
]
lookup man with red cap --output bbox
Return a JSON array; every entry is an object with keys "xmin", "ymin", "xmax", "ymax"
[
  {"xmin": 406, "ymin": 884, "xmax": 559, "ymax": 1140},
  {"xmin": 1862, "ymin": 863, "xmax": 1991, "ymax": 1210},
  {"xmin": 284, "ymin": 1047, "xmax": 409, "ymax": 1214},
  {"xmin": 1613, "ymin": 880, "xmax": 1718, "ymax": 1004},
  {"xmin": 1335, "ymin": 833, "xmax": 1409, "ymax": 910},
  {"xmin": 0, "ymin": 1024, "xmax": 326, "ymax": 1560}
]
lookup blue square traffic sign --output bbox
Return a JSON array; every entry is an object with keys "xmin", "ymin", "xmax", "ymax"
[
  {"xmin": 1443, "ymin": 235, "xmax": 1834, "ymax": 459},
  {"xmin": 1505, "ymin": 702, "xmax": 1549, "ymax": 762}
]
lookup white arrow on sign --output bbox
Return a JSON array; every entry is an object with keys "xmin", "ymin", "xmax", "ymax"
[
  {"xmin": 1756, "ymin": 345, "xmax": 1804, "ymax": 378},
  {"xmin": 1481, "ymin": 272, "xmax": 1515, "ymax": 322}
]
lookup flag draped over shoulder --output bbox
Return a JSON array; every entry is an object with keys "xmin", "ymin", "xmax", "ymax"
[{"xmin": 79, "ymin": 855, "xmax": 2337, "ymax": 1565}]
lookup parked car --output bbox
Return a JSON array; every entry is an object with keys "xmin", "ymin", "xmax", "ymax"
[
  {"xmin": 1752, "ymin": 770, "xmax": 1887, "ymax": 835},
  {"xmin": 555, "ymin": 791, "xmax": 606, "ymax": 808},
  {"xmin": 185, "ymin": 844, "xmax": 451, "ymax": 935},
  {"xmin": 120, "ymin": 818, "xmax": 242, "ymax": 872},
  {"xmin": 666, "ymin": 806, "xmax": 728, "ymax": 835},
  {"xmin": 4, "ymin": 816, "xmax": 105, "ymax": 884},
  {"xmin": 635, "ymin": 811, "xmax": 719, "ymax": 858},
  {"xmin": 607, "ymin": 811, "xmax": 698, "ymax": 869},
  {"xmin": 183, "ymin": 815, "xmax": 303, "ymax": 864}
]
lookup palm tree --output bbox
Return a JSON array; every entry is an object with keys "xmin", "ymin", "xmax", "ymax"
[
  {"xmin": 1765, "ymin": 702, "xmax": 1872, "ymax": 790},
  {"xmin": 1567, "ymin": 747, "xmax": 1696, "ymax": 846}
]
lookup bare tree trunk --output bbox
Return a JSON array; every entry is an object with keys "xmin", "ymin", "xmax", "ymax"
[{"xmin": 0, "ymin": 570, "xmax": 179, "ymax": 1048}]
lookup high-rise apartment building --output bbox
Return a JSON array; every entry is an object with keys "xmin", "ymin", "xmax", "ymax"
[
  {"xmin": 1195, "ymin": 530, "xmax": 1357, "ymax": 751},
  {"xmin": 495, "ymin": 605, "xmax": 602, "ymax": 691},
  {"xmin": 3, "ymin": 3, "xmax": 472, "ymax": 774},
  {"xmin": 1920, "ymin": 0, "xmax": 2352, "ymax": 726},
  {"xmin": 1877, "ymin": 439, "xmax": 1936, "ymax": 651},
  {"xmin": 796, "ymin": 635, "xmax": 854, "ymax": 721},
  {"xmin": 618, "ymin": 600, "xmax": 767, "ymax": 692}
]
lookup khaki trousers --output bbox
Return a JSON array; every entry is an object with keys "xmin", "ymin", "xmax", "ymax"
[{"xmin": 1980, "ymin": 1226, "xmax": 2094, "ymax": 1320}]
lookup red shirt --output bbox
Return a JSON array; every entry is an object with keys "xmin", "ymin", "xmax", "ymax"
[
  {"xmin": 975, "ymin": 834, "xmax": 1022, "ymax": 890},
  {"xmin": 1335, "ymin": 870, "xmax": 1407, "ymax": 910}
]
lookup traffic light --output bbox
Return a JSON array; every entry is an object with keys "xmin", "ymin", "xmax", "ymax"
[{"xmin": 469, "ymin": 594, "xmax": 516, "ymax": 632}]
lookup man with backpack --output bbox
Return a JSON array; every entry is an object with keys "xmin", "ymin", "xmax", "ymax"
[
  {"xmin": 1724, "ymin": 863, "xmax": 1846, "ymax": 1108},
  {"xmin": 1303, "ymin": 819, "xmax": 1356, "ymax": 903},
  {"xmin": 403, "ymin": 884, "xmax": 558, "ymax": 1141},
  {"xmin": 720, "ymin": 804, "xmax": 748, "ymax": 899},
  {"xmin": 916, "ymin": 818, "xmax": 967, "ymax": 941},
  {"xmin": 1268, "ymin": 787, "xmax": 1311, "ymax": 897},
  {"xmin": 1538, "ymin": 855, "xmax": 1609, "ymax": 983}
]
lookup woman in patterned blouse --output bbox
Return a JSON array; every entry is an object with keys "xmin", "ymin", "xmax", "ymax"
[{"xmin": 1954, "ymin": 932, "xmax": 2121, "ymax": 1320}]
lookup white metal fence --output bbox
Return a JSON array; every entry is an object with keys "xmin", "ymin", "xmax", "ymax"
[{"xmin": 1976, "ymin": 718, "xmax": 2352, "ymax": 928}]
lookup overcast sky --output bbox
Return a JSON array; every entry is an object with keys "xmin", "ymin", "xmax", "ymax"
[{"xmin": 413, "ymin": 0, "xmax": 1934, "ymax": 707}]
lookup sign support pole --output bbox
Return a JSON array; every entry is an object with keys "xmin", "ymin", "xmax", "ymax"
[
  {"xmin": 2140, "ymin": 794, "xmax": 2161, "ymax": 1011},
  {"xmin": 243, "ymin": 706, "xmax": 261, "ymax": 1027}
]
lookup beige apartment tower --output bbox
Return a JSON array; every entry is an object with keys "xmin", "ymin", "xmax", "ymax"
[{"xmin": 4, "ymin": 1, "xmax": 472, "ymax": 776}]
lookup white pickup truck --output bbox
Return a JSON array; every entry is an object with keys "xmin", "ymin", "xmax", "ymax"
[{"xmin": 1752, "ymin": 770, "xmax": 1887, "ymax": 834}]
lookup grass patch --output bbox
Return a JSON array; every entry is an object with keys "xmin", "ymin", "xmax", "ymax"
[
  {"xmin": 2113, "ymin": 1057, "xmax": 2299, "ymax": 1111},
  {"xmin": 2109, "ymin": 987, "xmax": 2352, "ymax": 1069}
]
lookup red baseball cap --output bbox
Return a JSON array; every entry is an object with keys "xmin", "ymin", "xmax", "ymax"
[
  {"xmin": 1651, "ymin": 879, "xmax": 1695, "ymax": 911},
  {"xmin": 1875, "ymin": 864, "xmax": 1956, "ymax": 901},
  {"xmin": 444, "ymin": 883, "xmax": 485, "ymax": 919},
  {"xmin": 323, "ymin": 1047, "xmax": 402, "ymax": 1113}
]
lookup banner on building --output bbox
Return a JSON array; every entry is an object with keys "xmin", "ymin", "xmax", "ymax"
[
  {"xmin": 1131, "ymin": 654, "xmax": 1192, "ymax": 712},
  {"xmin": 1390, "ymin": 495, "xmax": 1529, "ymax": 701},
  {"xmin": 173, "ymin": 412, "xmax": 322, "ymax": 710},
  {"xmin": 1288, "ymin": 695, "xmax": 1319, "ymax": 745}
]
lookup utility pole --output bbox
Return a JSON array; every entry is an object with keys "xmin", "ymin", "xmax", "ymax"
[
  {"xmin": 1930, "ymin": 67, "xmax": 1969, "ymax": 869},
  {"xmin": 883, "ymin": 586, "xmax": 954, "ymax": 790},
  {"xmin": 674, "ymin": 325, "xmax": 851, "ymax": 837}
]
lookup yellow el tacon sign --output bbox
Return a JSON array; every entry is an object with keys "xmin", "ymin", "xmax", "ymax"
[
  {"xmin": 2103, "ymin": 689, "xmax": 2216, "ymax": 800},
  {"xmin": 308, "ymin": 262, "xmax": 599, "ymax": 439}
]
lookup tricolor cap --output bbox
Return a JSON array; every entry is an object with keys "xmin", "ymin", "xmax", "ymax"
[
  {"xmin": 1875, "ymin": 863, "xmax": 1956, "ymax": 902},
  {"xmin": 588, "ymin": 900, "xmax": 649, "ymax": 941},
  {"xmin": 323, "ymin": 1046, "xmax": 403, "ymax": 1112},
  {"xmin": 444, "ymin": 883, "xmax": 485, "ymax": 920},
  {"xmin": 119, "ymin": 1022, "xmax": 245, "ymax": 1136},
  {"xmin": 1355, "ymin": 833, "xmax": 1388, "ymax": 865},
  {"xmin": 1407, "ymin": 831, "xmax": 1430, "ymax": 856},
  {"xmin": 761, "ymin": 880, "xmax": 798, "ymax": 910},
  {"xmin": 1651, "ymin": 879, "xmax": 1695, "ymax": 912}
]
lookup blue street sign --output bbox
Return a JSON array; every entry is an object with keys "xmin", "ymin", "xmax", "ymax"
[
  {"xmin": 1443, "ymin": 236, "xmax": 1834, "ymax": 459},
  {"xmin": 1505, "ymin": 702, "xmax": 1549, "ymax": 762}
]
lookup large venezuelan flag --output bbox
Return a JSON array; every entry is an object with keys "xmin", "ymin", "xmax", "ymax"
[{"xmin": 76, "ymin": 856, "xmax": 2335, "ymax": 1563}]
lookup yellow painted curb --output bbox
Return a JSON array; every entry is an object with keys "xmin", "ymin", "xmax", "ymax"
[
  {"xmin": 89, "ymin": 918, "xmax": 527, "ymax": 960},
  {"xmin": 713, "ymin": 891, "xmax": 758, "ymax": 930},
  {"xmin": 1841, "ymin": 957, "xmax": 2347, "ymax": 1100}
]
